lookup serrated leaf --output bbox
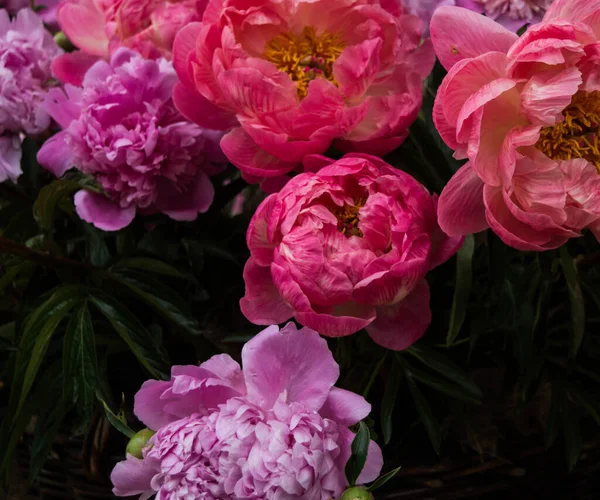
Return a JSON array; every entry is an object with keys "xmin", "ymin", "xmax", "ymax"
[
  {"xmin": 98, "ymin": 395, "xmax": 135, "ymax": 439},
  {"xmin": 559, "ymin": 247, "xmax": 585, "ymax": 358},
  {"xmin": 33, "ymin": 180, "xmax": 81, "ymax": 232},
  {"xmin": 406, "ymin": 376, "xmax": 441, "ymax": 455},
  {"xmin": 90, "ymin": 291, "xmax": 169, "ymax": 379},
  {"xmin": 381, "ymin": 370, "xmax": 402, "ymax": 445},
  {"xmin": 63, "ymin": 301, "xmax": 97, "ymax": 421},
  {"xmin": 110, "ymin": 270, "xmax": 201, "ymax": 335},
  {"xmin": 406, "ymin": 344, "xmax": 481, "ymax": 400},
  {"xmin": 344, "ymin": 421, "xmax": 370, "ymax": 486},
  {"xmin": 367, "ymin": 466, "xmax": 402, "ymax": 492},
  {"xmin": 447, "ymin": 235, "xmax": 474, "ymax": 345}
]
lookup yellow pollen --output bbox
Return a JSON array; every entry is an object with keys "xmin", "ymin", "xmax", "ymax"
[
  {"xmin": 536, "ymin": 90, "xmax": 600, "ymax": 173},
  {"xmin": 264, "ymin": 26, "xmax": 345, "ymax": 99},
  {"xmin": 331, "ymin": 197, "xmax": 367, "ymax": 238}
]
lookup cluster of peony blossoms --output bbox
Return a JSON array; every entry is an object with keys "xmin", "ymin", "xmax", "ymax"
[
  {"xmin": 241, "ymin": 154, "xmax": 463, "ymax": 350},
  {"xmin": 52, "ymin": 0, "xmax": 210, "ymax": 85},
  {"xmin": 37, "ymin": 48, "xmax": 226, "ymax": 231},
  {"xmin": 110, "ymin": 323, "xmax": 383, "ymax": 499},
  {"xmin": 172, "ymin": 0, "xmax": 435, "ymax": 184},
  {"xmin": 431, "ymin": 0, "xmax": 600, "ymax": 251},
  {"xmin": 0, "ymin": 8, "xmax": 62, "ymax": 183}
]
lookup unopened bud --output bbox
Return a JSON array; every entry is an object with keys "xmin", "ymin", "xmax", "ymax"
[
  {"xmin": 53, "ymin": 31, "xmax": 73, "ymax": 51},
  {"xmin": 125, "ymin": 428, "xmax": 155, "ymax": 459},
  {"xmin": 339, "ymin": 486, "xmax": 374, "ymax": 500}
]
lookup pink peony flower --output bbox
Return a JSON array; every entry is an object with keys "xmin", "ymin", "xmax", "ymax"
[
  {"xmin": 110, "ymin": 323, "xmax": 383, "ymax": 499},
  {"xmin": 51, "ymin": 0, "xmax": 209, "ymax": 85},
  {"xmin": 172, "ymin": 0, "xmax": 434, "ymax": 184},
  {"xmin": 5, "ymin": 0, "xmax": 60, "ymax": 27},
  {"xmin": 37, "ymin": 48, "xmax": 226, "ymax": 231},
  {"xmin": 240, "ymin": 154, "xmax": 462, "ymax": 350},
  {"xmin": 455, "ymin": 0, "xmax": 552, "ymax": 32},
  {"xmin": 0, "ymin": 8, "xmax": 62, "ymax": 183},
  {"xmin": 431, "ymin": 2, "xmax": 600, "ymax": 251}
]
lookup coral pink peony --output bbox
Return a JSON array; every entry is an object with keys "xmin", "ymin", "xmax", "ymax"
[
  {"xmin": 431, "ymin": 2, "xmax": 600, "ymax": 251},
  {"xmin": 110, "ymin": 323, "xmax": 383, "ymax": 499},
  {"xmin": 52, "ymin": 0, "xmax": 209, "ymax": 85},
  {"xmin": 37, "ymin": 48, "xmax": 226, "ymax": 231},
  {"xmin": 172, "ymin": 0, "xmax": 434, "ymax": 183},
  {"xmin": 240, "ymin": 154, "xmax": 462, "ymax": 350}
]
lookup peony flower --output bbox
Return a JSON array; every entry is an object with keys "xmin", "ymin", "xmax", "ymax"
[
  {"xmin": 240, "ymin": 154, "xmax": 462, "ymax": 350},
  {"xmin": 110, "ymin": 323, "xmax": 383, "ymax": 499},
  {"xmin": 51, "ymin": 0, "xmax": 209, "ymax": 85},
  {"xmin": 403, "ymin": 0, "xmax": 456, "ymax": 36},
  {"xmin": 172, "ymin": 0, "xmax": 434, "ymax": 184},
  {"xmin": 5, "ymin": 0, "xmax": 60, "ymax": 28},
  {"xmin": 0, "ymin": 8, "xmax": 61, "ymax": 183},
  {"xmin": 431, "ymin": 2, "xmax": 600, "ymax": 251},
  {"xmin": 37, "ymin": 48, "xmax": 226, "ymax": 231},
  {"xmin": 455, "ymin": 0, "xmax": 552, "ymax": 32}
]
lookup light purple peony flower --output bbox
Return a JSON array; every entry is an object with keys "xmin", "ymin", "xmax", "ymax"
[
  {"xmin": 5, "ymin": 0, "xmax": 60, "ymax": 27},
  {"xmin": 111, "ymin": 323, "xmax": 383, "ymax": 499},
  {"xmin": 0, "ymin": 8, "xmax": 61, "ymax": 182},
  {"xmin": 37, "ymin": 48, "xmax": 226, "ymax": 231},
  {"xmin": 455, "ymin": 0, "xmax": 552, "ymax": 31}
]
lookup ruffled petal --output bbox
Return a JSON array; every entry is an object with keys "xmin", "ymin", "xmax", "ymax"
[{"xmin": 74, "ymin": 190, "xmax": 136, "ymax": 231}]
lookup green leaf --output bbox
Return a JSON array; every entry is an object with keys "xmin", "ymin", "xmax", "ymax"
[
  {"xmin": 562, "ymin": 403, "xmax": 582, "ymax": 471},
  {"xmin": 559, "ymin": 247, "xmax": 585, "ymax": 358},
  {"xmin": 344, "ymin": 421, "xmax": 371, "ymax": 486},
  {"xmin": 367, "ymin": 466, "xmax": 402, "ymax": 492},
  {"xmin": 110, "ymin": 270, "xmax": 201, "ymax": 335},
  {"xmin": 113, "ymin": 257, "xmax": 194, "ymax": 281},
  {"xmin": 33, "ymin": 180, "xmax": 81, "ymax": 232},
  {"xmin": 98, "ymin": 395, "xmax": 135, "ymax": 439},
  {"xmin": 406, "ymin": 376, "xmax": 441, "ymax": 455},
  {"xmin": 84, "ymin": 225, "xmax": 111, "ymax": 267},
  {"xmin": 63, "ymin": 301, "xmax": 97, "ymax": 421},
  {"xmin": 447, "ymin": 235, "xmax": 474, "ymax": 345},
  {"xmin": 381, "ymin": 369, "xmax": 402, "ymax": 445},
  {"xmin": 90, "ymin": 291, "xmax": 169, "ymax": 379},
  {"xmin": 406, "ymin": 344, "xmax": 481, "ymax": 401}
]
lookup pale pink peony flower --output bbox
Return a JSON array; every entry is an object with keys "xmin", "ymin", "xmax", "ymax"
[
  {"xmin": 240, "ymin": 154, "xmax": 462, "ymax": 350},
  {"xmin": 110, "ymin": 323, "xmax": 383, "ymax": 499},
  {"xmin": 51, "ymin": 0, "xmax": 209, "ymax": 85},
  {"xmin": 37, "ymin": 48, "xmax": 226, "ymax": 231},
  {"xmin": 172, "ymin": 0, "xmax": 434, "ymax": 184},
  {"xmin": 431, "ymin": 2, "xmax": 600, "ymax": 251},
  {"xmin": 0, "ymin": 8, "xmax": 62, "ymax": 182}
]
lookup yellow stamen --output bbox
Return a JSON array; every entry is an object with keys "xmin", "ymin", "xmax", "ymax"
[
  {"xmin": 331, "ymin": 197, "xmax": 367, "ymax": 238},
  {"xmin": 536, "ymin": 90, "xmax": 600, "ymax": 173},
  {"xmin": 264, "ymin": 26, "xmax": 345, "ymax": 99}
]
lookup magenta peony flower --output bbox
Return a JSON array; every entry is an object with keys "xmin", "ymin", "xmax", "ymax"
[
  {"xmin": 52, "ymin": 0, "xmax": 209, "ymax": 85},
  {"xmin": 240, "ymin": 154, "xmax": 462, "ymax": 350},
  {"xmin": 110, "ymin": 323, "xmax": 383, "ymax": 499},
  {"xmin": 172, "ymin": 0, "xmax": 434, "ymax": 184},
  {"xmin": 0, "ymin": 8, "xmax": 61, "ymax": 182},
  {"xmin": 455, "ymin": 0, "xmax": 552, "ymax": 32},
  {"xmin": 431, "ymin": 2, "xmax": 600, "ymax": 251},
  {"xmin": 37, "ymin": 48, "xmax": 226, "ymax": 231}
]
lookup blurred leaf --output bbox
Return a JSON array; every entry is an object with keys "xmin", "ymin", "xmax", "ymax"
[
  {"xmin": 98, "ymin": 395, "xmax": 135, "ymax": 439},
  {"xmin": 110, "ymin": 270, "xmax": 201, "ymax": 335},
  {"xmin": 405, "ymin": 375, "xmax": 441, "ymax": 455},
  {"xmin": 33, "ymin": 180, "xmax": 81, "ymax": 232},
  {"xmin": 84, "ymin": 225, "xmax": 111, "ymax": 267},
  {"xmin": 345, "ymin": 421, "xmax": 370, "ymax": 486},
  {"xmin": 63, "ymin": 301, "xmax": 97, "ymax": 421},
  {"xmin": 562, "ymin": 402, "xmax": 582, "ymax": 471},
  {"xmin": 381, "ymin": 366, "xmax": 401, "ymax": 445},
  {"xmin": 447, "ymin": 235, "xmax": 474, "ymax": 345},
  {"xmin": 90, "ymin": 291, "xmax": 169, "ymax": 379},
  {"xmin": 113, "ymin": 257, "xmax": 194, "ymax": 281},
  {"xmin": 560, "ymin": 247, "xmax": 585, "ymax": 358},
  {"xmin": 367, "ymin": 466, "xmax": 402, "ymax": 492}
]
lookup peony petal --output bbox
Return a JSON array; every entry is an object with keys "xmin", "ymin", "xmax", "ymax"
[
  {"xmin": 295, "ymin": 305, "xmax": 376, "ymax": 338},
  {"xmin": 366, "ymin": 280, "xmax": 431, "ymax": 351},
  {"xmin": 43, "ymin": 87, "xmax": 81, "ymax": 128},
  {"xmin": 320, "ymin": 387, "xmax": 371, "ymax": 426},
  {"xmin": 51, "ymin": 51, "xmax": 100, "ymax": 86},
  {"xmin": 110, "ymin": 455, "xmax": 158, "ymax": 498},
  {"xmin": 437, "ymin": 162, "xmax": 488, "ymax": 237},
  {"xmin": 241, "ymin": 322, "xmax": 340, "ymax": 411},
  {"xmin": 199, "ymin": 354, "xmax": 246, "ymax": 395},
  {"xmin": 173, "ymin": 23, "xmax": 203, "ymax": 88},
  {"xmin": 240, "ymin": 258, "xmax": 295, "ymax": 325},
  {"xmin": 430, "ymin": 6, "xmax": 518, "ymax": 70},
  {"xmin": 172, "ymin": 82, "xmax": 237, "ymax": 131},
  {"xmin": 74, "ymin": 190, "xmax": 136, "ymax": 231},
  {"xmin": 56, "ymin": 0, "xmax": 109, "ymax": 56},
  {"xmin": 246, "ymin": 193, "xmax": 277, "ymax": 265},
  {"xmin": 0, "ymin": 135, "xmax": 22, "ymax": 183},
  {"xmin": 133, "ymin": 379, "xmax": 174, "ymax": 430},
  {"xmin": 357, "ymin": 440, "xmax": 384, "ymax": 484},
  {"xmin": 334, "ymin": 38, "xmax": 383, "ymax": 100},
  {"xmin": 155, "ymin": 171, "xmax": 214, "ymax": 221},
  {"xmin": 37, "ymin": 131, "xmax": 73, "ymax": 178}
]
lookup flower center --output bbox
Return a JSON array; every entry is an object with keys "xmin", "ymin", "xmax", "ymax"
[
  {"xmin": 535, "ymin": 91, "xmax": 600, "ymax": 173},
  {"xmin": 264, "ymin": 26, "xmax": 345, "ymax": 99},
  {"xmin": 475, "ymin": 0, "xmax": 551, "ymax": 21},
  {"xmin": 331, "ymin": 197, "xmax": 367, "ymax": 238}
]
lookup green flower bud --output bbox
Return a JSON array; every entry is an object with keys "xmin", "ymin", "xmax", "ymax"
[
  {"xmin": 53, "ymin": 32, "xmax": 74, "ymax": 51},
  {"xmin": 339, "ymin": 486, "xmax": 374, "ymax": 500},
  {"xmin": 125, "ymin": 428, "xmax": 156, "ymax": 459}
]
